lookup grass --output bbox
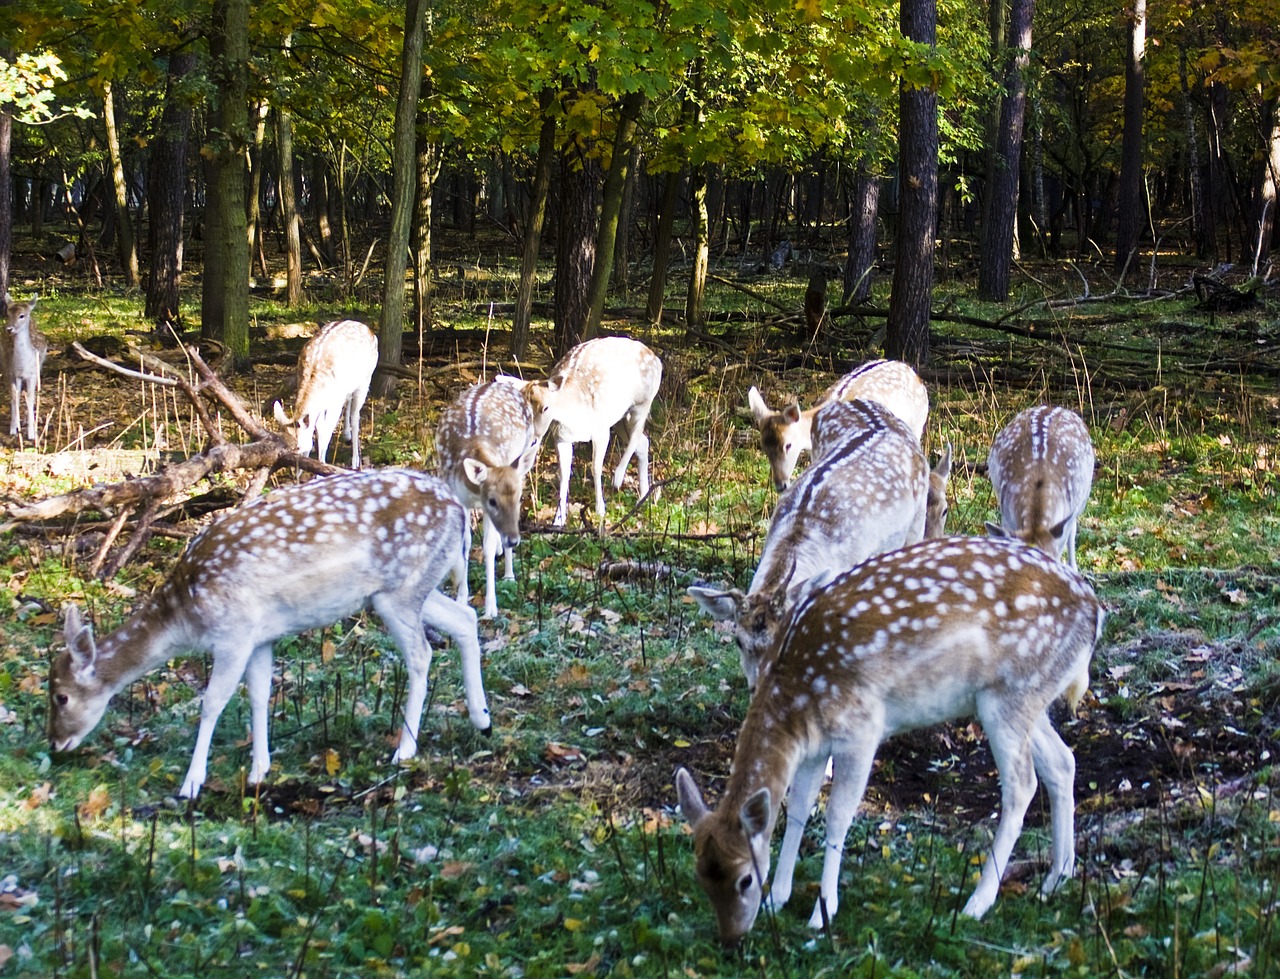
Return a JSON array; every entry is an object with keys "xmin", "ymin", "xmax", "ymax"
[{"xmin": 0, "ymin": 273, "xmax": 1278, "ymax": 975}]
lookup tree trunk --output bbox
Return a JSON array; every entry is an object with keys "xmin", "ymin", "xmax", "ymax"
[
  {"xmin": 977, "ymin": 0, "xmax": 1035, "ymax": 301},
  {"xmin": 843, "ymin": 163, "xmax": 880, "ymax": 305},
  {"xmin": 311, "ymin": 153, "xmax": 336, "ymax": 266},
  {"xmin": 615, "ymin": 143, "xmax": 641, "ymax": 298},
  {"xmin": 886, "ymin": 0, "xmax": 938, "ymax": 367},
  {"xmin": 277, "ymin": 95, "xmax": 302, "ymax": 305},
  {"xmin": 373, "ymin": 0, "xmax": 429, "ymax": 398},
  {"xmin": 584, "ymin": 92, "xmax": 644, "ymax": 338},
  {"xmin": 0, "ymin": 107, "xmax": 10, "ymax": 301},
  {"xmin": 1254, "ymin": 96, "xmax": 1280, "ymax": 274},
  {"xmin": 145, "ymin": 49, "xmax": 195, "ymax": 328},
  {"xmin": 684, "ymin": 163, "xmax": 709, "ymax": 329},
  {"xmin": 552, "ymin": 150, "xmax": 599, "ymax": 356},
  {"xmin": 645, "ymin": 168, "xmax": 681, "ymax": 326},
  {"xmin": 102, "ymin": 80, "xmax": 139, "ymax": 287},
  {"xmin": 246, "ymin": 101, "xmax": 268, "ymax": 280},
  {"xmin": 510, "ymin": 96, "xmax": 557, "ymax": 360},
  {"xmin": 201, "ymin": 0, "xmax": 252, "ymax": 370},
  {"xmin": 1114, "ymin": 0, "xmax": 1147, "ymax": 277},
  {"xmin": 412, "ymin": 104, "xmax": 443, "ymax": 341}
]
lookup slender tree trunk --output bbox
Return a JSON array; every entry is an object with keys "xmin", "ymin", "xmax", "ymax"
[
  {"xmin": 0, "ymin": 108, "xmax": 10, "ymax": 301},
  {"xmin": 843, "ymin": 163, "xmax": 880, "ymax": 305},
  {"xmin": 373, "ymin": 0, "xmax": 429, "ymax": 397},
  {"xmin": 584, "ymin": 92, "xmax": 644, "ymax": 338},
  {"xmin": 1255, "ymin": 97, "xmax": 1280, "ymax": 274},
  {"xmin": 615, "ymin": 143, "xmax": 641, "ymax": 297},
  {"xmin": 311, "ymin": 154, "xmax": 335, "ymax": 265},
  {"xmin": 886, "ymin": 0, "xmax": 938, "ymax": 367},
  {"xmin": 1179, "ymin": 51, "xmax": 1211, "ymax": 259},
  {"xmin": 511, "ymin": 96, "xmax": 557, "ymax": 360},
  {"xmin": 245, "ymin": 102, "xmax": 268, "ymax": 280},
  {"xmin": 201, "ymin": 0, "xmax": 252, "ymax": 370},
  {"xmin": 552, "ymin": 150, "xmax": 599, "ymax": 356},
  {"xmin": 684, "ymin": 163, "xmax": 709, "ymax": 329},
  {"xmin": 145, "ymin": 49, "xmax": 195, "ymax": 328},
  {"xmin": 645, "ymin": 168, "xmax": 681, "ymax": 326},
  {"xmin": 412, "ymin": 104, "xmax": 443, "ymax": 340},
  {"xmin": 1114, "ymin": 0, "xmax": 1147, "ymax": 277},
  {"xmin": 977, "ymin": 0, "xmax": 1035, "ymax": 301},
  {"xmin": 276, "ymin": 109, "xmax": 302, "ymax": 304},
  {"xmin": 102, "ymin": 80, "xmax": 139, "ymax": 286}
]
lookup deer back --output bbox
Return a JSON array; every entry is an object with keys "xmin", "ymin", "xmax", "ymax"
[
  {"xmin": 273, "ymin": 319, "xmax": 378, "ymax": 447},
  {"xmin": 524, "ymin": 336, "xmax": 662, "ymax": 442},
  {"xmin": 822, "ymin": 359, "xmax": 929, "ymax": 442}
]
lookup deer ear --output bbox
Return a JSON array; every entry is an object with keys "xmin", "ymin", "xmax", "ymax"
[
  {"xmin": 63, "ymin": 605, "xmax": 98, "ymax": 676},
  {"xmin": 985, "ymin": 521, "xmax": 1010, "ymax": 539},
  {"xmin": 781, "ymin": 402, "xmax": 802, "ymax": 425},
  {"xmin": 1049, "ymin": 516, "xmax": 1071, "ymax": 540},
  {"xmin": 272, "ymin": 400, "xmax": 291, "ymax": 426},
  {"xmin": 516, "ymin": 443, "xmax": 539, "ymax": 476},
  {"xmin": 463, "ymin": 457, "xmax": 489, "ymax": 486},
  {"xmin": 675, "ymin": 767, "xmax": 710, "ymax": 825},
  {"xmin": 739, "ymin": 787, "xmax": 772, "ymax": 836},
  {"xmin": 934, "ymin": 442, "xmax": 952, "ymax": 480},
  {"xmin": 543, "ymin": 373, "xmax": 565, "ymax": 394},
  {"xmin": 687, "ymin": 585, "xmax": 744, "ymax": 622},
  {"xmin": 747, "ymin": 386, "xmax": 772, "ymax": 426},
  {"xmin": 28, "ymin": 294, "xmax": 38, "ymax": 310}
]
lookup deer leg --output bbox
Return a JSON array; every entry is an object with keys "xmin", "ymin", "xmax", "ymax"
[
  {"xmin": 809, "ymin": 740, "xmax": 878, "ymax": 929},
  {"xmin": 373, "ymin": 592, "xmax": 436, "ymax": 764},
  {"xmin": 244, "ymin": 643, "xmax": 275, "ymax": 784},
  {"xmin": 612, "ymin": 400, "xmax": 652, "ymax": 493},
  {"xmin": 8, "ymin": 380, "xmax": 19, "ymax": 436},
  {"xmin": 503, "ymin": 545, "xmax": 515, "ymax": 581},
  {"xmin": 768, "ymin": 753, "xmax": 826, "ymax": 912},
  {"xmin": 455, "ymin": 517, "xmax": 473, "ymax": 605},
  {"xmin": 1065, "ymin": 517, "xmax": 1079, "ymax": 568},
  {"xmin": 553, "ymin": 439, "xmax": 574, "ymax": 527},
  {"xmin": 1030, "ymin": 714, "xmax": 1077, "ymax": 897},
  {"xmin": 180, "ymin": 645, "xmax": 254, "ymax": 797},
  {"xmin": 421, "ymin": 590, "xmax": 491, "ymax": 732},
  {"xmin": 963, "ymin": 700, "xmax": 1038, "ymax": 918},
  {"xmin": 590, "ymin": 431, "xmax": 609, "ymax": 517},
  {"xmin": 480, "ymin": 511, "xmax": 501, "ymax": 619},
  {"xmin": 25, "ymin": 381, "xmax": 38, "ymax": 441},
  {"xmin": 346, "ymin": 391, "xmax": 366, "ymax": 469}
]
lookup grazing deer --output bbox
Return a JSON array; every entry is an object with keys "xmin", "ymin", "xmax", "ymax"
[
  {"xmin": 2, "ymin": 293, "xmax": 49, "ymax": 442},
  {"xmin": 523, "ymin": 336, "xmax": 662, "ymax": 526},
  {"xmin": 436, "ymin": 379, "xmax": 539, "ymax": 619},
  {"xmin": 986, "ymin": 406, "xmax": 1095, "ymax": 567},
  {"xmin": 925, "ymin": 442, "xmax": 953, "ymax": 538},
  {"xmin": 688, "ymin": 399, "xmax": 928, "ymax": 688},
  {"xmin": 676, "ymin": 536, "xmax": 1104, "ymax": 944},
  {"xmin": 747, "ymin": 359, "xmax": 929, "ymax": 491},
  {"xmin": 273, "ymin": 319, "xmax": 378, "ymax": 468},
  {"xmin": 48, "ymin": 469, "xmax": 492, "ymax": 799}
]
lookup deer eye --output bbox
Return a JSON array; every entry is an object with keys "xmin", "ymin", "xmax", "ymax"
[
  {"xmin": 737, "ymin": 873, "xmax": 754, "ymax": 896},
  {"xmin": 55, "ymin": 693, "xmax": 69, "ymax": 707}
]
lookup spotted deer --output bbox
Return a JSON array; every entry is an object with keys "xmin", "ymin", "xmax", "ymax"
[
  {"xmin": 436, "ymin": 379, "xmax": 539, "ymax": 619},
  {"xmin": 925, "ymin": 442, "xmax": 953, "ymax": 538},
  {"xmin": 273, "ymin": 319, "xmax": 379, "ymax": 468},
  {"xmin": 48, "ymin": 469, "xmax": 491, "ymax": 799},
  {"xmin": 2, "ymin": 293, "xmax": 49, "ymax": 442},
  {"xmin": 522, "ymin": 336, "xmax": 662, "ymax": 526},
  {"xmin": 676, "ymin": 536, "xmax": 1104, "ymax": 944},
  {"xmin": 986, "ymin": 406, "xmax": 1095, "ymax": 567},
  {"xmin": 689, "ymin": 399, "xmax": 928, "ymax": 688},
  {"xmin": 747, "ymin": 359, "xmax": 929, "ymax": 491}
]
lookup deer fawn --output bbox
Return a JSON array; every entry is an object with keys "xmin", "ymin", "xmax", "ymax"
[
  {"xmin": 273, "ymin": 319, "xmax": 379, "ymax": 468},
  {"xmin": 986, "ymin": 406, "xmax": 1095, "ymax": 567},
  {"xmin": 436, "ymin": 379, "xmax": 539, "ymax": 619},
  {"xmin": 48, "ymin": 469, "xmax": 492, "ymax": 799},
  {"xmin": 677, "ymin": 536, "xmax": 1103, "ymax": 944},
  {"xmin": 2, "ymin": 293, "xmax": 49, "ymax": 442},
  {"xmin": 748, "ymin": 359, "xmax": 929, "ymax": 491},
  {"xmin": 523, "ymin": 336, "xmax": 662, "ymax": 527},
  {"xmin": 689, "ymin": 399, "xmax": 929, "ymax": 688}
]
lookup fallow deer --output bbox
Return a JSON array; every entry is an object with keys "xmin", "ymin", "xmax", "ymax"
[
  {"xmin": 273, "ymin": 319, "xmax": 378, "ymax": 468},
  {"xmin": 2, "ymin": 293, "xmax": 49, "ymax": 442},
  {"xmin": 986, "ymin": 405, "xmax": 1095, "ymax": 567},
  {"xmin": 436, "ymin": 379, "xmax": 539, "ymax": 619},
  {"xmin": 748, "ymin": 359, "xmax": 929, "ymax": 490},
  {"xmin": 522, "ymin": 336, "xmax": 662, "ymax": 527},
  {"xmin": 48, "ymin": 469, "xmax": 492, "ymax": 799},
  {"xmin": 925, "ymin": 442, "xmax": 953, "ymax": 538},
  {"xmin": 677, "ymin": 536, "xmax": 1103, "ymax": 944},
  {"xmin": 689, "ymin": 399, "xmax": 928, "ymax": 687}
]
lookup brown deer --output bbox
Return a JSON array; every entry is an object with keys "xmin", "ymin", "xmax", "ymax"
[
  {"xmin": 272, "ymin": 319, "xmax": 378, "ymax": 468},
  {"xmin": 2, "ymin": 293, "xmax": 49, "ymax": 442},
  {"xmin": 747, "ymin": 359, "xmax": 929, "ymax": 491},
  {"xmin": 522, "ymin": 336, "xmax": 662, "ymax": 526},
  {"xmin": 676, "ymin": 536, "xmax": 1103, "ymax": 944},
  {"xmin": 48, "ymin": 469, "xmax": 491, "ymax": 799},
  {"xmin": 436, "ymin": 379, "xmax": 539, "ymax": 619},
  {"xmin": 689, "ymin": 399, "xmax": 928, "ymax": 687},
  {"xmin": 986, "ymin": 406, "xmax": 1095, "ymax": 567}
]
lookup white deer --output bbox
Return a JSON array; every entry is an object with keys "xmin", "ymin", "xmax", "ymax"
[
  {"xmin": 522, "ymin": 336, "xmax": 662, "ymax": 526},
  {"xmin": 273, "ymin": 319, "xmax": 379, "ymax": 468},
  {"xmin": 689, "ymin": 399, "xmax": 929, "ymax": 687},
  {"xmin": 986, "ymin": 405, "xmax": 1095, "ymax": 567},
  {"xmin": 747, "ymin": 359, "xmax": 929, "ymax": 491},
  {"xmin": 677, "ymin": 536, "xmax": 1104, "ymax": 944},
  {"xmin": 436, "ymin": 379, "xmax": 539, "ymax": 619},
  {"xmin": 48, "ymin": 469, "xmax": 491, "ymax": 799},
  {"xmin": 2, "ymin": 293, "xmax": 49, "ymax": 442}
]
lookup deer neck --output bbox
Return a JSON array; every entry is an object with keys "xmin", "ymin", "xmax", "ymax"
[
  {"xmin": 93, "ymin": 583, "xmax": 198, "ymax": 691},
  {"xmin": 719, "ymin": 698, "xmax": 811, "ymax": 836}
]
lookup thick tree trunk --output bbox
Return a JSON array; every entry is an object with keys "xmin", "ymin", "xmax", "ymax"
[
  {"xmin": 886, "ymin": 0, "xmax": 938, "ymax": 367},
  {"xmin": 645, "ymin": 169, "xmax": 682, "ymax": 326},
  {"xmin": 510, "ymin": 97, "xmax": 556, "ymax": 360},
  {"xmin": 684, "ymin": 164, "xmax": 709, "ymax": 329},
  {"xmin": 373, "ymin": 0, "xmax": 429, "ymax": 398},
  {"xmin": 145, "ymin": 50, "xmax": 195, "ymax": 328},
  {"xmin": 843, "ymin": 164, "xmax": 880, "ymax": 305},
  {"xmin": 102, "ymin": 80, "xmax": 139, "ymax": 287},
  {"xmin": 1114, "ymin": 0, "xmax": 1147, "ymax": 277},
  {"xmin": 977, "ymin": 0, "xmax": 1035, "ymax": 301},
  {"xmin": 201, "ymin": 0, "xmax": 252, "ymax": 370},
  {"xmin": 552, "ymin": 151, "xmax": 599, "ymax": 356},
  {"xmin": 277, "ymin": 100, "xmax": 302, "ymax": 305},
  {"xmin": 584, "ymin": 92, "xmax": 644, "ymax": 338}
]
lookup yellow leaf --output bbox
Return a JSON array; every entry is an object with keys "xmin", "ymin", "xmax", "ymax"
[
  {"xmin": 564, "ymin": 917, "xmax": 585, "ymax": 932},
  {"xmin": 78, "ymin": 785, "xmax": 111, "ymax": 822},
  {"xmin": 321, "ymin": 640, "xmax": 336, "ymax": 664},
  {"xmin": 324, "ymin": 748, "xmax": 341, "ymax": 776}
]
